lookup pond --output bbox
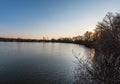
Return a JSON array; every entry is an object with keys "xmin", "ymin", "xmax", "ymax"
[{"xmin": 0, "ymin": 42, "xmax": 90, "ymax": 84}]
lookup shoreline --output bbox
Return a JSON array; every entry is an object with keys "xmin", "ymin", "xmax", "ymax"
[{"xmin": 0, "ymin": 37, "xmax": 92, "ymax": 48}]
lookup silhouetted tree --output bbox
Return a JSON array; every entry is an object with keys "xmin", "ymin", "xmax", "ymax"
[
  {"xmin": 84, "ymin": 31, "xmax": 92, "ymax": 42},
  {"xmin": 74, "ymin": 12, "xmax": 120, "ymax": 84}
]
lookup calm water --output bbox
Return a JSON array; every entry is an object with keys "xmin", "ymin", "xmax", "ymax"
[{"xmin": 0, "ymin": 42, "xmax": 90, "ymax": 84}]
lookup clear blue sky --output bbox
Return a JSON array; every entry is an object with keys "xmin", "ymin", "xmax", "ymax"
[{"xmin": 0, "ymin": 0, "xmax": 120, "ymax": 39}]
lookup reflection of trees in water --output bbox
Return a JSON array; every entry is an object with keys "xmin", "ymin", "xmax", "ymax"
[{"xmin": 90, "ymin": 49, "xmax": 95, "ymax": 60}]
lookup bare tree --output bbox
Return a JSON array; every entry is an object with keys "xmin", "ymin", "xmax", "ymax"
[{"xmin": 74, "ymin": 12, "xmax": 120, "ymax": 84}]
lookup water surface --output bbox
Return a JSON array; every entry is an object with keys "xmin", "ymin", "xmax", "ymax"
[{"xmin": 0, "ymin": 42, "xmax": 90, "ymax": 84}]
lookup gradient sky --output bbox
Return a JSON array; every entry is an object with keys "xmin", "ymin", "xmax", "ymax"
[{"xmin": 0, "ymin": 0, "xmax": 120, "ymax": 39}]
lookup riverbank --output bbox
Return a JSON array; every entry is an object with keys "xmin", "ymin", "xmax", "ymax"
[{"xmin": 0, "ymin": 37, "xmax": 92, "ymax": 48}]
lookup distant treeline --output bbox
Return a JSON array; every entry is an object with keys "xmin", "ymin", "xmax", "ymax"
[
  {"xmin": 0, "ymin": 37, "xmax": 89, "ymax": 47},
  {"xmin": 0, "ymin": 35, "xmax": 93, "ymax": 47},
  {"xmin": 0, "ymin": 37, "xmax": 43, "ymax": 42}
]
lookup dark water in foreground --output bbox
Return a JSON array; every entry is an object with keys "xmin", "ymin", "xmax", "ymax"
[{"xmin": 0, "ymin": 42, "xmax": 90, "ymax": 84}]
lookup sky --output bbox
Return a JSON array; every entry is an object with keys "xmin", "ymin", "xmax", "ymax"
[{"xmin": 0, "ymin": 0, "xmax": 120, "ymax": 39}]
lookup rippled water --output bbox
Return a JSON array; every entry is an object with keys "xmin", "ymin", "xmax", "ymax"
[{"xmin": 0, "ymin": 42, "xmax": 90, "ymax": 84}]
